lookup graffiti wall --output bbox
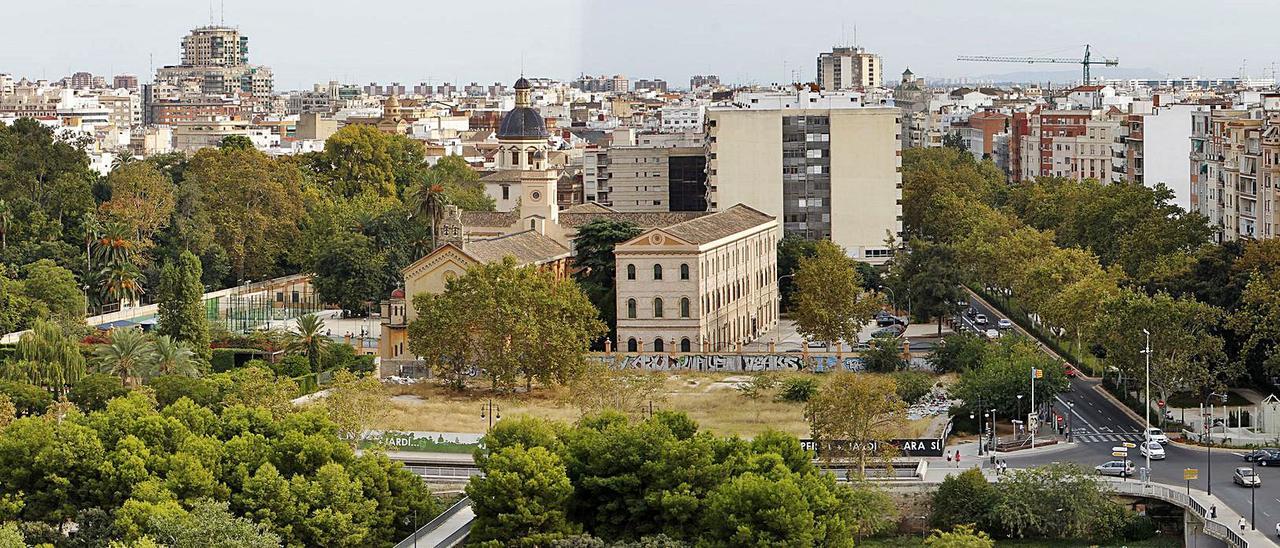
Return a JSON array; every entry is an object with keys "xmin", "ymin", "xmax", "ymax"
[{"xmin": 594, "ymin": 353, "xmax": 867, "ymax": 372}]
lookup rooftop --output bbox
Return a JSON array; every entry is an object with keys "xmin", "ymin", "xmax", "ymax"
[
  {"xmin": 464, "ymin": 230, "xmax": 570, "ymax": 265},
  {"xmin": 655, "ymin": 204, "xmax": 774, "ymax": 245}
]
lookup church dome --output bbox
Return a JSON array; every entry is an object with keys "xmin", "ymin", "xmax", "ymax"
[
  {"xmin": 514, "ymin": 76, "xmax": 531, "ymax": 90},
  {"xmin": 497, "ymin": 108, "xmax": 548, "ymax": 139}
]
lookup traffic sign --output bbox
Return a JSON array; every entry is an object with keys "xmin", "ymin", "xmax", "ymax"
[
  {"xmin": 1184, "ymin": 468, "xmax": 1199, "ymax": 480},
  {"xmin": 1158, "ymin": 400, "xmax": 1166, "ymax": 408},
  {"xmin": 1112, "ymin": 446, "xmax": 1128, "ymax": 452},
  {"xmin": 1122, "ymin": 442, "xmax": 1136, "ymax": 448},
  {"xmin": 1112, "ymin": 451, "xmax": 1128, "ymax": 457}
]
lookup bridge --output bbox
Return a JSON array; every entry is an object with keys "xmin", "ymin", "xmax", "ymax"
[{"xmin": 1100, "ymin": 478, "xmax": 1270, "ymax": 548}]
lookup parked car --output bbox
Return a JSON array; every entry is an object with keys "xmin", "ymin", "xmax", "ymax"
[
  {"xmin": 1139, "ymin": 441, "xmax": 1165, "ymax": 460},
  {"xmin": 1255, "ymin": 450, "xmax": 1280, "ymax": 467},
  {"xmin": 1064, "ymin": 364, "xmax": 1078, "ymax": 378},
  {"xmin": 876, "ymin": 314, "xmax": 896, "ymax": 327},
  {"xmin": 872, "ymin": 325, "xmax": 905, "ymax": 338},
  {"xmin": 806, "ymin": 339, "xmax": 826, "ymax": 349},
  {"xmin": 974, "ymin": 313, "xmax": 989, "ymax": 326},
  {"xmin": 1095, "ymin": 460, "xmax": 1135, "ymax": 477},
  {"xmin": 1147, "ymin": 428, "xmax": 1169, "ymax": 445},
  {"xmin": 984, "ymin": 329, "xmax": 1000, "ymax": 339},
  {"xmin": 996, "ymin": 318, "xmax": 1014, "ymax": 330},
  {"xmin": 965, "ymin": 307, "xmax": 977, "ymax": 319},
  {"xmin": 1234, "ymin": 467, "xmax": 1262, "ymax": 487},
  {"xmin": 1244, "ymin": 448, "xmax": 1280, "ymax": 462}
]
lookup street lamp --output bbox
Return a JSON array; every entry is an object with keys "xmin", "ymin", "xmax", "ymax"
[
  {"xmin": 1142, "ymin": 328, "xmax": 1151, "ymax": 485},
  {"xmin": 1065, "ymin": 400, "xmax": 1075, "ymax": 442},
  {"xmin": 1016, "ymin": 394, "xmax": 1024, "ymax": 437},
  {"xmin": 879, "ymin": 285, "xmax": 898, "ymax": 314},
  {"xmin": 1251, "ymin": 464, "xmax": 1257, "ymax": 530},
  {"xmin": 480, "ymin": 400, "xmax": 501, "ymax": 431},
  {"xmin": 990, "ymin": 407, "xmax": 998, "ymax": 450}
]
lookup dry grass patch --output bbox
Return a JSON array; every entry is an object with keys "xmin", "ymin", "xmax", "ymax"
[{"xmin": 373, "ymin": 371, "xmax": 944, "ymax": 439}]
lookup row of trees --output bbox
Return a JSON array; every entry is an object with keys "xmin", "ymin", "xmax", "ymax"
[
  {"xmin": 896, "ymin": 147, "xmax": 1270, "ymax": 405},
  {"xmin": 0, "ymin": 119, "xmax": 495, "ymax": 321},
  {"xmin": 466, "ymin": 412, "xmax": 896, "ymax": 547}
]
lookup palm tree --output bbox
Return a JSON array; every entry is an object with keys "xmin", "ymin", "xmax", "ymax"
[
  {"xmin": 100, "ymin": 260, "xmax": 145, "ymax": 306},
  {"xmin": 151, "ymin": 335, "xmax": 202, "ymax": 378},
  {"xmin": 0, "ymin": 198, "xmax": 11, "ymax": 250},
  {"xmin": 95, "ymin": 328, "xmax": 156, "ymax": 387},
  {"xmin": 287, "ymin": 314, "xmax": 330, "ymax": 376},
  {"xmin": 405, "ymin": 176, "xmax": 449, "ymax": 250},
  {"xmin": 93, "ymin": 222, "xmax": 137, "ymax": 267}
]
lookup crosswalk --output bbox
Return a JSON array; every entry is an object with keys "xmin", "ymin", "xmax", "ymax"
[{"xmin": 1074, "ymin": 432, "xmax": 1146, "ymax": 444}]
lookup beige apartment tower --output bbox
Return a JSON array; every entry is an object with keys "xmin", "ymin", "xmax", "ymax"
[
  {"xmin": 817, "ymin": 46, "xmax": 883, "ymax": 90},
  {"xmin": 706, "ymin": 103, "xmax": 902, "ymax": 264}
]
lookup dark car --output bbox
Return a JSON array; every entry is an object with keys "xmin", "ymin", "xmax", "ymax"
[
  {"xmin": 1244, "ymin": 448, "xmax": 1280, "ymax": 462},
  {"xmin": 1255, "ymin": 450, "xmax": 1280, "ymax": 467},
  {"xmin": 876, "ymin": 314, "xmax": 896, "ymax": 327}
]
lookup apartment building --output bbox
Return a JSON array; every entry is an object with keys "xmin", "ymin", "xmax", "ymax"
[
  {"xmin": 614, "ymin": 204, "xmax": 778, "ymax": 353},
  {"xmin": 603, "ymin": 132, "xmax": 707, "ymax": 212},
  {"xmin": 1190, "ymin": 96, "xmax": 1280, "ymax": 241},
  {"xmin": 706, "ymin": 91, "xmax": 902, "ymax": 264},
  {"xmin": 1013, "ymin": 107, "xmax": 1123, "ymax": 182},
  {"xmin": 1124, "ymin": 101, "xmax": 1206, "ymax": 210},
  {"xmin": 817, "ymin": 46, "xmax": 883, "ymax": 90}
]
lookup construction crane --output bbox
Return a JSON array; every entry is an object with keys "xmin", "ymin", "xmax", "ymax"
[{"xmin": 956, "ymin": 44, "xmax": 1118, "ymax": 85}]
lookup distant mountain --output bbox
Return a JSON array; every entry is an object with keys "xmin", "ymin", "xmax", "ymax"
[{"xmin": 931, "ymin": 67, "xmax": 1165, "ymax": 86}]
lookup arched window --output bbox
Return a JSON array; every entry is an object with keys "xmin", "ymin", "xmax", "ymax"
[
  {"xmin": 654, "ymin": 338, "xmax": 665, "ymax": 352},
  {"xmin": 680, "ymin": 297, "xmax": 690, "ymax": 318},
  {"xmin": 509, "ymin": 151, "xmax": 519, "ymax": 164},
  {"xmin": 680, "ymin": 263, "xmax": 690, "ymax": 280},
  {"xmin": 627, "ymin": 298, "xmax": 637, "ymax": 319},
  {"xmin": 680, "ymin": 338, "xmax": 691, "ymax": 352},
  {"xmin": 653, "ymin": 298, "xmax": 664, "ymax": 318},
  {"xmin": 527, "ymin": 151, "xmax": 535, "ymax": 164},
  {"xmin": 626, "ymin": 264, "xmax": 636, "ymax": 280},
  {"xmin": 653, "ymin": 264, "xmax": 663, "ymax": 280},
  {"xmin": 627, "ymin": 338, "xmax": 637, "ymax": 352}
]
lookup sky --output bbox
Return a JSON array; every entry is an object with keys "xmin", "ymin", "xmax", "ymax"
[{"xmin": 2, "ymin": 0, "xmax": 1278, "ymax": 90}]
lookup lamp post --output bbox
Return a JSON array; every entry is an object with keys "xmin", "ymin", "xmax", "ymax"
[
  {"xmin": 1065, "ymin": 400, "xmax": 1075, "ymax": 442},
  {"xmin": 1016, "ymin": 394, "xmax": 1024, "ymax": 437},
  {"xmin": 990, "ymin": 407, "xmax": 998, "ymax": 450},
  {"xmin": 880, "ymin": 285, "xmax": 898, "ymax": 314},
  {"xmin": 1142, "ymin": 328, "xmax": 1151, "ymax": 485},
  {"xmin": 1251, "ymin": 464, "xmax": 1257, "ymax": 530},
  {"xmin": 480, "ymin": 400, "xmax": 500, "ymax": 431}
]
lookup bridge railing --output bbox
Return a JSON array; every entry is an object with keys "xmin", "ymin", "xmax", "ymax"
[
  {"xmin": 393, "ymin": 496, "xmax": 472, "ymax": 548},
  {"xmin": 1102, "ymin": 479, "xmax": 1250, "ymax": 548}
]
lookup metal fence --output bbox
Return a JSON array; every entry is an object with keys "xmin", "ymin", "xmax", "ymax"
[
  {"xmin": 1102, "ymin": 479, "xmax": 1248, "ymax": 548},
  {"xmin": 403, "ymin": 465, "xmax": 482, "ymax": 481}
]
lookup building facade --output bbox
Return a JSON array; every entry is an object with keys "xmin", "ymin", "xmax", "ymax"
[
  {"xmin": 1189, "ymin": 98, "xmax": 1280, "ymax": 242},
  {"xmin": 614, "ymin": 204, "xmax": 778, "ymax": 353},
  {"xmin": 817, "ymin": 46, "xmax": 883, "ymax": 90},
  {"xmin": 706, "ymin": 94, "xmax": 902, "ymax": 264}
]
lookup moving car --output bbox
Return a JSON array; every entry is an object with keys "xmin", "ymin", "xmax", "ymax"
[
  {"xmin": 1095, "ymin": 460, "xmax": 1134, "ymax": 477},
  {"xmin": 965, "ymin": 307, "xmax": 977, "ymax": 319},
  {"xmin": 1255, "ymin": 450, "xmax": 1280, "ymax": 467},
  {"xmin": 1146, "ymin": 428, "xmax": 1169, "ymax": 445},
  {"xmin": 974, "ymin": 314, "xmax": 989, "ymax": 326},
  {"xmin": 996, "ymin": 318, "xmax": 1014, "ymax": 330},
  {"xmin": 1064, "ymin": 364, "xmax": 1078, "ymax": 378},
  {"xmin": 1139, "ymin": 441, "xmax": 1165, "ymax": 460},
  {"xmin": 984, "ymin": 329, "xmax": 1000, "ymax": 339},
  {"xmin": 1244, "ymin": 448, "xmax": 1280, "ymax": 462},
  {"xmin": 1234, "ymin": 467, "xmax": 1262, "ymax": 487}
]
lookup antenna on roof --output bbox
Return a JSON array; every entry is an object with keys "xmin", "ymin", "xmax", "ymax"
[
  {"xmin": 853, "ymin": 23, "xmax": 858, "ymax": 48},
  {"xmin": 220, "ymin": 0, "xmax": 225, "ymax": 25}
]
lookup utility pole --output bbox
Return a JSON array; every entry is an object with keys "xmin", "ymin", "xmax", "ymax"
[
  {"xmin": 1030, "ymin": 367, "xmax": 1037, "ymax": 449},
  {"xmin": 1142, "ymin": 328, "xmax": 1151, "ymax": 484}
]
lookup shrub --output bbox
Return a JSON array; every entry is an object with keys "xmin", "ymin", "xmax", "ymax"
[
  {"xmin": 68, "ymin": 373, "xmax": 128, "ymax": 412},
  {"xmin": 149, "ymin": 375, "xmax": 221, "ymax": 409},
  {"xmin": 892, "ymin": 371, "xmax": 934, "ymax": 404},
  {"xmin": 0, "ymin": 381, "xmax": 53, "ymax": 416},
  {"xmin": 273, "ymin": 355, "xmax": 311, "ymax": 378},
  {"xmin": 776, "ymin": 377, "xmax": 819, "ymax": 403}
]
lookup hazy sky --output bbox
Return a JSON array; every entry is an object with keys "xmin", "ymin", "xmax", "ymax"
[{"xmin": 3, "ymin": 0, "xmax": 1278, "ymax": 89}]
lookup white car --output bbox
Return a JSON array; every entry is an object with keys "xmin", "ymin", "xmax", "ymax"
[
  {"xmin": 1147, "ymin": 428, "xmax": 1169, "ymax": 445},
  {"xmin": 996, "ymin": 318, "xmax": 1014, "ymax": 330},
  {"xmin": 974, "ymin": 314, "xmax": 989, "ymax": 326},
  {"xmin": 984, "ymin": 329, "xmax": 1000, "ymax": 339},
  {"xmin": 1139, "ymin": 441, "xmax": 1165, "ymax": 460}
]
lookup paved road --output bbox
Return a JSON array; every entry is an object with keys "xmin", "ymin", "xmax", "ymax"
[{"xmin": 962, "ymin": 291, "xmax": 1280, "ymax": 534}]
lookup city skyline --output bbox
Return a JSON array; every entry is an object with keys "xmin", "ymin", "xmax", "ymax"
[{"xmin": 2, "ymin": 0, "xmax": 1277, "ymax": 89}]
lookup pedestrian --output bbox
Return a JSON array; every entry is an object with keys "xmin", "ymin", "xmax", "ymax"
[
  {"xmin": 955, "ymin": 450, "xmax": 961, "ymax": 465},
  {"xmin": 1275, "ymin": 521, "xmax": 1279, "ymax": 537},
  {"xmin": 946, "ymin": 452, "xmax": 952, "ymax": 466},
  {"xmin": 1240, "ymin": 517, "xmax": 1247, "ymax": 531}
]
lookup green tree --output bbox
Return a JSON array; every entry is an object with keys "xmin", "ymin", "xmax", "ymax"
[
  {"xmin": 151, "ymin": 335, "xmax": 202, "ymax": 378},
  {"xmin": 148, "ymin": 498, "xmax": 280, "ymax": 548},
  {"xmin": 893, "ymin": 239, "xmax": 965, "ymax": 333},
  {"xmin": 100, "ymin": 161, "xmax": 176, "ymax": 243},
  {"xmin": 19, "ymin": 259, "xmax": 86, "ymax": 323},
  {"xmin": 572, "ymin": 219, "xmax": 643, "ymax": 347},
  {"xmin": 1093, "ymin": 289, "xmax": 1226, "ymax": 411},
  {"xmin": 94, "ymin": 327, "xmax": 156, "ymax": 387},
  {"xmin": 431, "ymin": 155, "xmax": 494, "ymax": 212},
  {"xmin": 309, "ymin": 125, "xmax": 406, "ymax": 198},
  {"xmin": 10, "ymin": 318, "xmax": 86, "ymax": 396},
  {"xmin": 792, "ymin": 240, "xmax": 883, "ymax": 347},
  {"xmin": 0, "ymin": 380, "xmax": 54, "ymax": 415},
  {"xmin": 322, "ymin": 370, "xmax": 391, "ymax": 446},
  {"xmin": 467, "ymin": 445, "xmax": 576, "ymax": 545},
  {"xmin": 777, "ymin": 235, "xmax": 818, "ymax": 311},
  {"xmin": 863, "ymin": 333, "xmax": 906, "ymax": 373},
  {"xmin": 218, "ymin": 135, "xmax": 255, "ymax": 151},
  {"xmin": 925, "ymin": 524, "xmax": 994, "ymax": 548},
  {"xmin": 409, "ymin": 258, "xmax": 604, "ymax": 391},
  {"xmin": 987, "ymin": 463, "xmax": 1122, "ymax": 540},
  {"xmin": 942, "ymin": 131, "xmax": 967, "ymax": 152},
  {"xmin": 287, "ymin": 314, "xmax": 330, "ymax": 376},
  {"xmin": 701, "ymin": 472, "xmax": 814, "ymax": 547},
  {"xmin": 928, "ymin": 332, "xmax": 988, "ymax": 374},
  {"xmin": 951, "ymin": 335, "xmax": 1066, "ymax": 418},
  {"xmin": 311, "ymin": 234, "xmax": 386, "ymax": 316},
  {"xmin": 804, "ymin": 373, "xmax": 906, "ymax": 475},
  {"xmin": 892, "ymin": 370, "xmax": 933, "ymax": 403},
  {"xmin": 68, "ymin": 372, "xmax": 130, "ymax": 411},
  {"xmin": 930, "ymin": 468, "xmax": 997, "ymax": 530},
  {"xmin": 155, "ymin": 251, "xmax": 210, "ymax": 359},
  {"xmin": 0, "ymin": 415, "xmax": 105, "ymax": 522}
]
